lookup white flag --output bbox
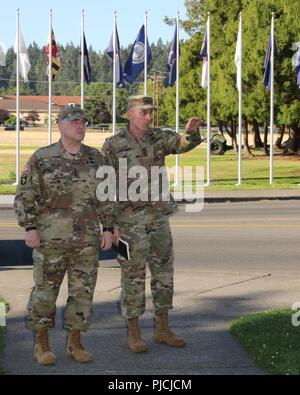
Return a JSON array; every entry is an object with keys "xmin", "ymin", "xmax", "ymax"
[
  {"xmin": 234, "ymin": 19, "xmax": 242, "ymax": 92},
  {"xmin": 0, "ymin": 43, "xmax": 6, "ymax": 66},
  {"xmin": 201, "ymin": 61, "xmax": 208, "ymax": 88},
  {"xmin": 14, "ymin": 29, "xmax": 31, "ymax": 82}
]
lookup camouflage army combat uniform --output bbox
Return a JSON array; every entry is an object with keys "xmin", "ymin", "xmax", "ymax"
[
  {"xmin": 101, "ymin": 125, "xmax": 201, "ymax": 319},
  {"xmin": 14, "ymin": 140, "xmax": 115, "ymax": 331}
]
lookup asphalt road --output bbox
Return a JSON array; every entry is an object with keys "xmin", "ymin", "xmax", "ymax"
[
  {"xmin": 171, "ymin": 200, "xmax": 300, "ymax": 276},
  {"xmin": 1, "ymin": 200, "xmax": 299, "ymax": 276}
]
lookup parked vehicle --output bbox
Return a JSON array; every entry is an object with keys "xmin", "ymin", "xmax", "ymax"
[
  {"xmin": 4, "ymin": 124, "xmax": 24, "ymax": 131},
  {"xmin": 209, "ymin": 133, "xmax": 227, "ymax": 155}
]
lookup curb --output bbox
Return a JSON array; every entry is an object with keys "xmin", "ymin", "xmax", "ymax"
[
  {"xmin": 197, "ymin": 195, "xmax": 300, "ymax": 204},
  {"xmin": 1, "ymin": 195, "xmax": 300, "ymax": 210}
]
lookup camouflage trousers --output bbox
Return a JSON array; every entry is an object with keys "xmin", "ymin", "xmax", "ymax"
[
  {"xmin": 27, "ymin": 242, "xmax": 99, "ymax": 332},
  {"xmin": 117, "ymin": 210, "xmax": 174, "ymax": 319}
]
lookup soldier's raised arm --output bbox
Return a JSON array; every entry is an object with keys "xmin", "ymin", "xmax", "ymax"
[
  {"xmin": 163, "ymin": 116, "xmax": 203, "ymax": 155},
  {"xmin": 14, "ymin": 153, "xmax": 41, "ymax": 230}
]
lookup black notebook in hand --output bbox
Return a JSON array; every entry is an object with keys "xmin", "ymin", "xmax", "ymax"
[{"xmin": 112, "ymin": 238, "xmax": 130, "ymax": 260}]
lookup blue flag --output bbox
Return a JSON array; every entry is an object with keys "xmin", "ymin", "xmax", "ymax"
[
  {"xmin": 199, "ymin": 28, "xmax": 208, "ymax": 88},
  {"xmin": 123, "ymin": 25, "xmax": 151, "ymax": 84},
  {"xmin": 107, "ymin": 25, "xmax": 124, "ymax": 87},
  {"xmin": 263, "ymin": 34, "xmax": 277, "ymax": 89},
  {"xmin": 295, "ymin": 45, "xmax": 300, "ymax": 88},
  {"xmin": 167, "ymin": 26, "xmax": 177, "ymax": 87},
  {"xmin": 83, "ymin": 33, "xmax": 91, "ymax": 84}
]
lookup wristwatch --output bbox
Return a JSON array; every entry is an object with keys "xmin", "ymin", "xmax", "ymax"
[
  {"xmin": 25, "ymin": 226, "xmax": 37, "ymax": 232},
  {"xmin": 103, "ymin": 227, "xmax": 114, "ymax": 233}
]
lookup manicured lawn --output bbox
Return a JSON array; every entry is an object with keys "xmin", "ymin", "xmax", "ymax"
[
  {"xmin": 165, "ymin": 148, "xmax": 300, "ymax": 189},
  {"xmin": 0, "ymin": 145, "xmax": 299, "ymax": 194},
  {"xmin": 231, "ymin": 309, "xmax": 300, "ymax": 375}
]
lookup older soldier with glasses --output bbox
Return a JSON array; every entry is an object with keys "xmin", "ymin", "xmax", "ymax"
[
  {"xmin": 14, "ymin": 105, "xmax": 116, "ymax": 365},
  {"xmin": 101, "ymin": 95, "xmax": 202, "ymax": 353}
]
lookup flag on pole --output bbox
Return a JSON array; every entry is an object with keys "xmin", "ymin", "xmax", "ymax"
[
  {"xmin": 263, "ymin": 33, "xmax": 277, "ymax": 89},
  {"xmin": 199, "ymin": 28, "xmax": 208, "ymax": 88},
  {"xmin": 83, "ymin": 33, "xmax": 91, "ymax": 84},
  {"xmin": 0, "ymin": 43, "xmax": 6, "ymax": 66},
  {"xmin": 234, "ymin": 18, "xmax": 242, "ymax": 92},
  {"xmin": 14, "ymin": 29, "xmax": 31, "ymax": 81},
  {"xmin": 107, "ymin": 25, "xmax": 124, "ymax": 87},
  {"xmin": 46, "ymin": 29, "xmax": 60, "ymax": 80},
  {"xmin": 295, "ymin": 45, "xmax": 300, "ymax": 87},
  {"xmin": 263, "ymin": 35, "xmax": 271, "ymax": 88},
  {"xmin": 123, "ymin": 25, "xmax": 151, "ymax": 84},
  {"xmin": 167, "ymin": 26, "xmax": 177, "ymax": 87}
]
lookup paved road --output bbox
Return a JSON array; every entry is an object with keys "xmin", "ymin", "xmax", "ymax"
[
  {"xmin": 1, "ymin": 201, "xmax": 300, "ymax": 375},
  {"xmin": 1, "ymin": 200, "xmax": 299, "ymax": 275},
  {"xmin": 172, "ymin": 200, "xmax": 300, "ymax": 275}
]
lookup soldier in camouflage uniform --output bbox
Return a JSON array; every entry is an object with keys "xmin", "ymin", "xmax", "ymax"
[
  {"xmin": 14, "ymin": 106, "xmax": 116, "ymax": 365},
  {"xmin": 101, "ymin": 95, "xmax": 202, "ymax": 353}
]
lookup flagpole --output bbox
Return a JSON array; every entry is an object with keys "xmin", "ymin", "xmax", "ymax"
[
  {"xmin": 48, "ymin": 9, "xmax": 52, "ymax": 145},
  {"xmin": 80, "ymin": 10, "xmax": 84, "ymax": 109},
  {"xmin": 270, "ymin": 13, "xmax": 274, "ymax": 185},
  {"xmin": 175, "ymin": 11, "xmax": 180, "ymax": 187},
  {"xmin": 144, "ymin": 10, "xmax": 148, "ymax": 95},
  {"xmin": 237, "ymin": 12, "xmax": 242, "ymax": 186},
  {"xmin": 15, "ymin": 8, "xmax": 20, "ymax": 185},
  {"xmin": 206, "ymin": 12, "xmax": 211, "ymax": 186},
  {"xmin": 112, "ymin": 11, "xmax": 117, "ymax": 135}
]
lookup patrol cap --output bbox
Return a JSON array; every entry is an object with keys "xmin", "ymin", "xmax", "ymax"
[
  {"xmin": 127, "ymin": 95, "xmax": 157, "ymax": 111},
  {"xmin": 58, "ymin": 105, "xmax": 88, "ymax": 122}
]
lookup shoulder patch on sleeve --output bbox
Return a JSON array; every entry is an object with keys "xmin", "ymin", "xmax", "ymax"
[{"xmin": 20, "ymin": 175, "xmax": 28, "ymax": 185}]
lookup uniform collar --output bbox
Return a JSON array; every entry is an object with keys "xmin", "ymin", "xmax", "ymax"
[
  {"xmin": 126, "ymin": 126, "xmax": 152, "ymax": 144},
  {"xmin": 57, "ymin": 139, "xmax": 85, "ymax": 159}
]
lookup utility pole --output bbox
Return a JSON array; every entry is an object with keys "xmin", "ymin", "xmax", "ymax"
[{"xmin": 149, "ymin": 70, "xmax": 166, "ymax": 128}]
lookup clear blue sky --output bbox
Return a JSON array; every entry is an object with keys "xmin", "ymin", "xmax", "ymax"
[{"xmin": 0, "ymin": 0, "xmax": 188, "ymax": 52}]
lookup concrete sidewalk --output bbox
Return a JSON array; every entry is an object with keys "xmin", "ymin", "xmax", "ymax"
[
  {"xmin": 1, "ymin": 190, "xmax": 299, "ymax": 375},
  {"xmin": 0, "ymin": 265, "xmax": 267, "ymax": 375},
  {"xmin": 2, "ymin": 263, "xmax": 300, "ymax": 375},
  {"xmin": 1, "ymin": 188, "xmax": 300, "ymax": 209}
]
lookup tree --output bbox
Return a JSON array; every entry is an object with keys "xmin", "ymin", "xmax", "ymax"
[
  {"xmin": 24, "ymin": 111, "xmax": 41, "ymax": 125},
  {"xmin": 174, "ymin": 0, "xmax": 300, "ymax": 153}
]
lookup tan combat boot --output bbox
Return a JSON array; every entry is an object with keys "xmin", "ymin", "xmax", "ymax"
[
  {"xmin": 154, "ymin": 312, "xmax": 186, "ymax": 347},
  {"xmin": 127, "ymin": 317, "xmax": 149, "ymax": 353},
  {"xmin": 34, "ymin": 328, "xmax": 56, "ymax": 365},
  {"xmin": 65, "ymin": 330, "xmax": 93, "ymax": 363}
]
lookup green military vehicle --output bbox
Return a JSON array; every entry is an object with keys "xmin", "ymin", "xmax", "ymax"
[{"xmin": 209, "ymin": 132, "xmax": 227, "ymax": 155}]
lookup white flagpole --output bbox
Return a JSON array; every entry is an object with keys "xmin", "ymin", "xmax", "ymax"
[
  {"xmin": 206, "ymin": 13, "xmax": 211, "ymax": 186},
  {"xmin": 80, "ymin": 10, "xmax": 84, "ymax": 109},
  {"xmin": 112, "ymin": 11, "xmax": 117, "ymax": 135},
  {"xmin": 48, "ymin": 9, "xmax": 52, "ymax": 145},
  {"xmin": 237, "ymin": 12, "xmax": 242, "ymax": 186},
  {"xmin": 270, "ymin": 13, "xmax": 274, "ymax": 185},
  {"xmin": 175, "ymin": 12, "xmax": 180, "ymax": 187},
  {"xmin": 15, "ymin": 8, "xmax": 20, "ymax": 185},
  {"xmin": 144, "ymin": 10, "xmax": 148, "ymax": 96}
]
